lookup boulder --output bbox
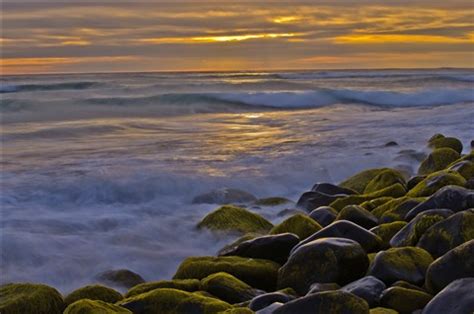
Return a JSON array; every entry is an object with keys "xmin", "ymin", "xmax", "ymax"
[
  {"xmin": 330, "ymin": 184, "xmax": 406, "ymax": 211},
  {"xmin": 417, "ymin": 209, "xmax": 474, "ymax": 258},
  {"xmin": 425, "ymin": 240, "xmax": 474, "ymax": 293},
  {"xmin": 370, "ymin": 308, "xmax": 398, "ymax": 314},
  {"xmin": 422, "ymin": 278, "xmax": 474, "ymax": 314},
  {"xmin": 364, "ymin": 169, "xmax": 406, "ymax": 194},
  {"xmin": 96, "ymin": 269, "xmax": 145, "ymax": 289},
  {"xmin": 428, "ymin": 136, "xmax": 463, "ymax": 154},
  {"xmin": 219, "ymin": 233, "xmax": 300, "ymax": 264},
  {"xmin": 197, "ymin": 205, "xmax": 273, "ymax": 234},
  {"xmin": 341, "ymin": 276, "xmax": 386, "ymax": 307},
  {"xmin": 407, "ymin": 170, "xmax": 466, "ymax": 197},
  {"xmin": 201, "ymin": 272, "xmax": 264, "ymax": 304},
  {"xmin": 125, "ymin": 279, "xmax": 200, "ymax": 298},
  {"xmin": 273, "ymin": 290, "xmax": 369, "ymax": 314},
  {"xmin": 192, "ymin": 188, "xmax": 256, "ymax": 204},
  {"xmin": 295, "ymin": 220, "xmax": 382, "ymax": 253},
  {"xmin": 173, "ymin": 256, "xmax": 280, "ymax": 291},
  {"xmin": 448, "ymin": 160, "xmax": 474, "ymax": 180},
  {"xmin": 379, "ymin": 287, "xmax": 432, "ymax": 314},
  {"xmin": 312, "ymin": 183, "xmax": 358, "ymax": 195},
  {"xmin": 370, "ymin": 221, "xmax": 407, "ymax": 249},
  {"xmin": 0, "ymin": 283, "xmax": 65, "ymax": 314},
  {"xmin": 117, "ymin": 288, "xmax": 232, "ymax": 313},
  {"xmin": 339, "ymin": 168, "xmax": 390, "ymax": 194},
  {"xmin": 360, "ymin": 197, "xmax": 393, "ymax": 212},
  {"xmin": 256, "ymin": 302, "xmax": 283, "ymax": 314},
  {"xmin": 278, "ymin": 237, "xmax": 369, "ymax": 295},
  {"xmin": 254, "ymin": 197, "xmax": 292, "ymax": 206},
  {"xmin": 64, "ymin": 299, "xmax": 131, "ymax": 314},
  {"xmin": 64, "ymin": 285, "xmax": 123, "ymax": 306},
  {"xmin": 389, "ymin": 209, "xmax": 452, "ymax": 247},
  {"xmin": 306, "ymin": 283, "xmax": 340, "ymax": 295},
  {"xmin": 391, "ymin": 280, "xmax": 425, "ymax": 292},
  {"xmin": 418, "ymin": 148, "xmax": 460, "ymax": 175},
  {"xmin": 368, "ymin": 247, "xmax": 433, "ymax": 285},
  {"xmin": 378, "ymin": 198, "xmax": 426, "ymax": 223},
  {"xmin": 249, "ymin": 292, "xmax": 295, "ymax": 312},
  {"xmin": 406, "ymin": 175, "xmax": 426, "ymax": 190},
  {"xmin": 336, "ymin": 205, "xmax": 378, "ymax": 229},
  {"xmin": 296, "ymin": 191, "xmax": 344, "ymax": 211},
  {"xmin": 269, "ymin": 214, "xmax": 322, "ymax": 240},
  {"xmin": 309, "ymin": 206, "xmax": 337, "ymax": 226}
]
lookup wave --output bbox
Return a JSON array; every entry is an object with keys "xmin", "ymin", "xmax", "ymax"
[{"xmin": 0, "ymin": 81, "xmax": 101, "ymax": 93}]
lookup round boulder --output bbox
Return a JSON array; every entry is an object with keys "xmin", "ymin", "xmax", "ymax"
[
  {"xmin": 309, "ymin": 206, "xmax": 337, "ymax": 227},
  {"xmin": 64, "ymin": 284, "xmax": 123, "ymax": 306},
  {"xmin": 336, "ymin": 205, "xmax": 379, "ymax": 229},
  {"xmin": 249, "ymin": 292, "xmax": 295, "ymax": 312},
  {"xmin": 380, "ymin": 287, "xmax": 432, "ymax": 314},
  {"xmin": 0, "ymin": 283, "xmax": 65, "ymax": 314},
  {"xmin": 341, "ymin": 276, "xmax": 386, "ymax": 307},
  {"xmin": 422, "ymin": 278, "xmax": 474, "ymax": 314},
  {"xmin": 64, "ymin": 299, "xmax": 131, "ymax": 314},
  {"xmin": 269, "ymin": 214, "xmax": 322, "ymax": 240}
]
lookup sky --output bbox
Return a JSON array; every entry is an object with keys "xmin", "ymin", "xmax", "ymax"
[{"xmin": 1, "ymin": 0, "xmax": 474, "ymax": 74}]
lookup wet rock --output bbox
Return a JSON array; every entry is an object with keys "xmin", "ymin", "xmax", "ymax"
[
  {"xmin": 370, "ymin": 221, "xmax": 407, "ymax": 249},
  {"xmin": 368, "ymin": 247, "xmax": 433, "ymax": 285},
  {"xmin": 269, "ymin": 214, "xmax": 322, "ymax": 240},
  {"xmin": 309, "ymin": 206, "xmax": 337, "ymax": 226},
  {"xmin": 197, "ymin": 205, "xmax": 273, "ymax": 234},
  {"xmin": 422, "ymin": 278, "xmax": 474, "ymax": 314},
  {"xmin": 296, "ymin": 191, "xmax": 344, "ymax": 211},
  {"xmin": 339, "ymin": 168, "xmax": 390, "ymax": 194},
  {"xmin": 192, "ymin": 188, "xmax": 256, "ymax": 204},
  {"xmin": 312, "ymin": 182, "xmax": 358, "ymax": 195},
  {"xmin": 407, "ymin": 170, "xmax": 466, "ymax": 197},
  {"xmin": 64, "ymin": 299, "xmax": 131, "ymax": 314},
  {"xmin": 0, "ymin": 283, "xmax": 65, "ymax": 314},
  {"xmin": 418, "ymin": 148, "xmax": 460, "ymax": 175},
  {"xmin": 428, "ymin": 136, "xmax": 463, "ymax": 154},
  {"xmin": 125, "ymin": 279, "xmax": 200, "ymax": 297},
  {"xmin": 417, "ymin": 209, "xmax": 474, "ymax": 258},
  {"xmin": 364, "ymin": 169, "xmax": 406, "ymax": 194},
  {"xmin": 219, "ymin": 233, "xmax": 300, "ymax": 264},
  {"xmin": 372, "ymin": 196, "xmax": 424, "ymax": 222},
  {"xmin": 96, "ymin": 269, "xmax": 145, "ymax": 289},
  {"xmin": 425, "ymin": 240, "xmax": 474, "ymax": 293},
  {"xmin": 273, "ymin": 290, "xmax": 369, "ymax": 314},
  {"xmin": 360, "ymin": 197, "xmax": 394, "ymax": 212},
  {"xmin": 379, "ymin": 287, "xmax": 432, "ymax": 314},
  {"xmin": 173, "ymin": 256, "xmax": 280, "ymax": 291},
  {"xmin": 249, "ymin": 292, "xmax": 295, "ymax": 312},
  {"xmin": 385, "ymin": 141, "xmax": 398, "ymax": 147},
  {"xmin": 336, "ymin": 205, "xmax": 378, "ymax": 229},
  {"xmin": 406, "ymin": 175, "xmax": 426, "ymax": 190},
  {"xmin": 201, "ymin": 272, "xmax": 264, "ymax": 304},
  {"xmin": 341, "ymin": 276, "xmax": 386, "ymax": 307},
  {"xmin": 448, "ymin": 160, "xmax": 474, "ymax": 180},
  {"xmin": 278, "ymin": 237, "xmax": 369, "ymax": 294},
  {"xmin": 306, "ymin": 283, "xmax": 340, "ymax": 295},
  {"xmin": 64, "ymin": 285, "xmax": 123, "ymax": 306},
  {"xmin": 256, "ymin": 302, "xmax": 283, "ymax": 314}
]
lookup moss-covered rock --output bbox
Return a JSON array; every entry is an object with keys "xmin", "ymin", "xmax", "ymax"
[
  {"xmin": 368, "ymin": 247, "xmax": 433, "ymax": 285},
  {"xmin": 201, "ymin": 272, "xmax": 263, "ymax": 304},
  {"xmin": 96, "ymin": 269, "xmax": 145, "ymax": 289},
  {"xmin": 64, "ymin": 299, "xmax": 131, "ymax": 314},
  {"xmin": 428, "ymin": 136, "xmax": 463, "ymax": 154},
  {"xmin": 364, "ymin": 169, "xmax": 406, "ymax": 194},
  {"xmin": 391, "ymin": 280, "xmax": 425, "ymax": 292},
  {"xmin": 173, "ymin": 256, "xmax": 280, "ymax": 291},
  {"xmin": 418, "ymin": 148, "xmax": 460, "ymax": 175},
  {"xmin": 407, "ymin": 170, "xmax": 466, "ymax": 197},
  {"xmin": 64, "ymin": 285, "xmax": 123, "ymax": 306},
  {"xmin": 379, "ymin": 287, "xmax": 432, "ymax": 314},
  {"xmin": 269, "ymin": 214, "xmax": 321, "ymax": 240},
  {"xmin": 371, "ymin": 196, "xmax": 424, "ymax": 220},
  {"xmin": 220, "ymin": 307, "xmax": 254, "ymax": 314},
  {"xmin": 254, "ymin": 197, "xmax": 292, "ymax": 206},
  {"xmin": 339, "ymin": 168, "xmax": 389, "ymax": 194},
  {"xmin": 278, "ymin": 237, "xmax": 369, "ymax": 295},
  {"xmin": 406, "ymin": 175, "xmax": 426, "ymax": 190},
  {"xmin": 125, "ymin": 279, "xmax": 200, "ymax": 298},
  {"xmin": 309, "ymin": 206, "xmax": 338, "ymax": 227},
  {"xmin": 370, "ymin": 221, "xmax": 407, "ymax": 249},
  {"xmin": 417, "ymin": 209, "xmax": 474, "ymax": 258},
  {"xmin": 330, "ymin": 184, "xmax": 406, "ymax": 211},
  {"xmin": 307, "ymin": 283, "xmax": 341, "ymax": 294},
  {"xmin": 360, "ymin": 197, "xmax": 393, "ymax": 212},
  {"xmin": 0, "ymin": 283, "xmax": 64, "ymax": 314},
  {"xmin": 369, "ymin": 307, "xmax": 398, "ymax": 314},
  {"xmin": 422, "ymin": 278, "xmax": 474, "ymax": 314},
  {"xmin": 197, "ymin": 205, "xmax": 273, "ymax": 234},
  {"xmin": 117, "ymin": 288, "xmax": 232, "ymax": 313},
  {"xmin": 448, "ymin": 160, "xmax": 474, "ymax": 180},
  {"xmin": 336, "ymin": 205, "xmax": 378, "ymax": 229},
  {"xmin": 249, "ymin": 291, "xmax": 295, "ymax": 312}
]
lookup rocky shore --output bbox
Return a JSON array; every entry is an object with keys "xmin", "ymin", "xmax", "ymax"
[{"xmin": 1, "ymin": 133, "xmax": 473, "ymax": 314}]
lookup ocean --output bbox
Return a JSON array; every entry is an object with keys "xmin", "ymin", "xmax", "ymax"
[{"xmin": 1, "ymin": 69, "xmax": 473, "ymax": 292}]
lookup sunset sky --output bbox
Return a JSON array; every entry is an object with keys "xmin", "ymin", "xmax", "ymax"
[{"xmin": 2, "ymin": 0, "xmax": 474, "ymax": 74}]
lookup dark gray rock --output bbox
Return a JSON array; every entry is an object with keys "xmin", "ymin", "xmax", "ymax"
[
  {"xmin": 296, "ymin": 191, "xmax": 343, "ymax": 211},
  {"xmin": 406, "ymin": 175, "xmax": 426, "ymax": 191},
  {"xmin": 422, "ymin": 278, "xmax": 474, "ymax": 314},
  {"xmin": 309, "ymin": 206, "xmax": 337, "ymax": 227},
  {"xmin": 192, "ymin": 188, "xmax": 257, "ymax": 204},
  {"xmin": 341, "ymin": 276, "xmax": 386, "ymax": 307},
  {"xmin": 249, "ymin": 292, "xmax": 295, "ymax": 311},
  {"xmin": 307, "ymin": 283, "xmax": 340, "ymax": 295},
  {"xmin": 336, "ymin": 205, "xmax": 378, "ymax": 229},
  {"xmin": 312, "ymin": 183, "xmax": 358, "ymax": 195}
]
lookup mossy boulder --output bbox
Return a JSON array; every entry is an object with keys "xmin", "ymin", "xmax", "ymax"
[
  {"xmin": 269, "ymin": 214, "xmax": 322, "ymax": 240},
  {"xmin": 422, "ymin": 278, "xmax": 474, "ymax": 314},
  {"xmin": 96, "ymin": 269, "xmax": 145, "ymax": 289},
  {"xmin": 370, "ymin": 221, "xmax": 407, "ymax": 249},
  {"xmin": 339, "ymin": 168, "xmax": 389, "ymax": 194},
  {"xmin": 273, "ymin": 290, "xmax": 369, "ymax": 314},
  {"xmin": 425, "ymin": 240, "xmax": 474, "ymax": 293},
  {"xmin": 428, "ymin": 136, "xmax": 463, "ymax": 154},
  {"xmin": 330, "ymin": 184, "xmax": 406, "ymax": 211},
  {"xmin": 368, "ymin": 247, "xmax": 433, "ymax": 285},
  {"xmin": 173, "ymin": 256, "xmax": 280, "ymax": 291},
  {"xmin": 220, "ymin": 308, "xmax": 254, "ymax": 314},
  {"xmin": 417, "ymin": 148, "xmax": 460, "ymax": 175},
  {"xmin": 364, "ymin": 169, "xmax": 406, "ymax": 194},
  {"xmin": 125, "ymin": 279, "xmax": 200, "ymax": 298},
  {"xmin": 407, "ymin": 170, "xmax": 466, "ymax": 197},
  {"xmin": 406, "ymin": 175, "xmax": 426, "ymax": 190},
  {"xmin": 370, "ymin": 307, "xmax": 398, "ymax": 314},
  {"xmin": 448, "ymin": 160, "xmax": 474, "ymax": 180},
  {"xmin": 201, "ymin": 272, "xmax": 263, "ymax": 304},
  {"xmin": 360, "ymin": 197, "xmax": 393, "ymax": 212},
  {"xmin": 389, "ymin": 209, "xmax": 452, "ymax": 247},
  {"xmin": 117, "ymin": 288, "xmax": 232, "ymax": 313},
  {"xmin": 296, "ymin": 191, "xmax": 343, "ymax": 211},
  {"xmin": 378, "ymin": 198, "xmax": 426, "ymax": 223},
  {"xmin": 379, "ymin": 287, "xmax": 432, "ymax": 314},
  {"xmin": 336, "ymin": 205, "xmax": 378, "ymax": 229},
  {"xmin": 341, "ymin": 276, "xmax": 386, "ymax": 307},
  {"xmin": 64, "ymin": 285, "xmax": 123, "ymax": 306},
  {"xmin": 307, "ymin": 283, "xmax": 341, "ymax": 295},
  {"xmin": 278, "ymin": 237, "xmax": 369, "ymax": 295},
  {"xmin": 254, "ymin": 197, "xmax": 292, "ymax": 206},
  {"xmin": 249, "ymin": 292, "xmax": 295, "ymax": 312},
  {"xmin": 0, "ymin": 283, "xmax": 64, "ymax": 314},
  {"xmin": 192, "ymin": 188, "xmax": 256, "ymax": 204},
  {"xmin": 417, "ymin": 209, "xmax": 474, "ymax": 258},
  {"xmin": 197, "ymin": 205, "xmax": 273, "ymax": 234},
  {"xmin": 309, "ymin": 206, "xmax": 337, "ymax": 226},
  {"xmin": 64, "ymin": 299, "xmax": 131, "ymax": 314},
  {"xmin": 219, "ymin": 233, "xmax": 299, "ymax": 264},
  {"xmin": 391, "ymin": 280, "xmax": 425, "ymax": 292}
]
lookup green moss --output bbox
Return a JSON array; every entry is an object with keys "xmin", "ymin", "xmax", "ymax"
[
  {"xmin": 360, "ymin": 197, "xmax": 394, "ymax": 211},
  {"xmin": 418, "ymin": 148, "xmax": 460, "ymax": 175},
  {"xmin": 428, "ymin": 136, "xmax": 463, "ymax": 154},
  {"xmin": 449, "ymin": 161, "xmax": 474, "ymax": 180},
  {"xmin": 461, "ymin": 211, "xmax": 474, "ymax": 241},
  {"xmin": 364, "ymin": 169, "xmax": 406, "ymax": 194},
  {"xmin": 220, "ymin": 308, "xmax": 254, "ymax": 314},
  {"xmin": 330, "ymin": 183, "xmax": 406, "ymax": 211},
  {"xmin": 125, "ymin": 279, "xmax": 200, "ymax": 298},
  {"xmin": 269, "ymin": 214, "xmax": 322, "ymax": 239},
  {"xmin": 370, "ymin": 307, "xmax": 398, "ymax": 314},
  {"xmin": 64, "ymin": 285, "xmax": 122, "ymax": 306},
  {"xmin": 64, "ymin": 299, "xmax": 131, "ymax": 314},
  {"xmin": 201, "ymin": 272, "xmax": 261, "ymax": 304},
  {"xmin": 428, "ymin": 133, "xmax": 445, "ymax": 143},
  {"xmin": 0, "ymin": 283, "xmax": 65, "ymax": 314},
  {"xmin": 339, "ymin": 168, "xmax": 388, "ymax": 194},
  {"xmin": 254, "ymin": 197, "xmax": 292, "ymax": 206},
  {"xmin": 371, "ymin": 221, "xmax": 407, "ymax": 248},
  {"xmin": 117, "ymin": 288, "xmax": 232, "ymax": 313},
  {"xmin": 380, "ymin": 287, "xmax": 432, "ymax": 313},
  {"xmin": 197, "ymin": 205, "xmax": 273, "ymax": 234},
  {"xmin": 407, "ymin": 170, "xmax": 466, "ymax": 197},
  {"xmin": 173, "ymin": 256, "xmax": 280, "ymax": 291},
  {"xmin": 413, "ymin": 215, "xmax": 445, "ymax": 241}
]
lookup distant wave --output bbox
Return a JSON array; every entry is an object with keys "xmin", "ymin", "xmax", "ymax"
[{"xmin": 0, "ymin": 81, "xmax": 101, "ymax": 93}]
